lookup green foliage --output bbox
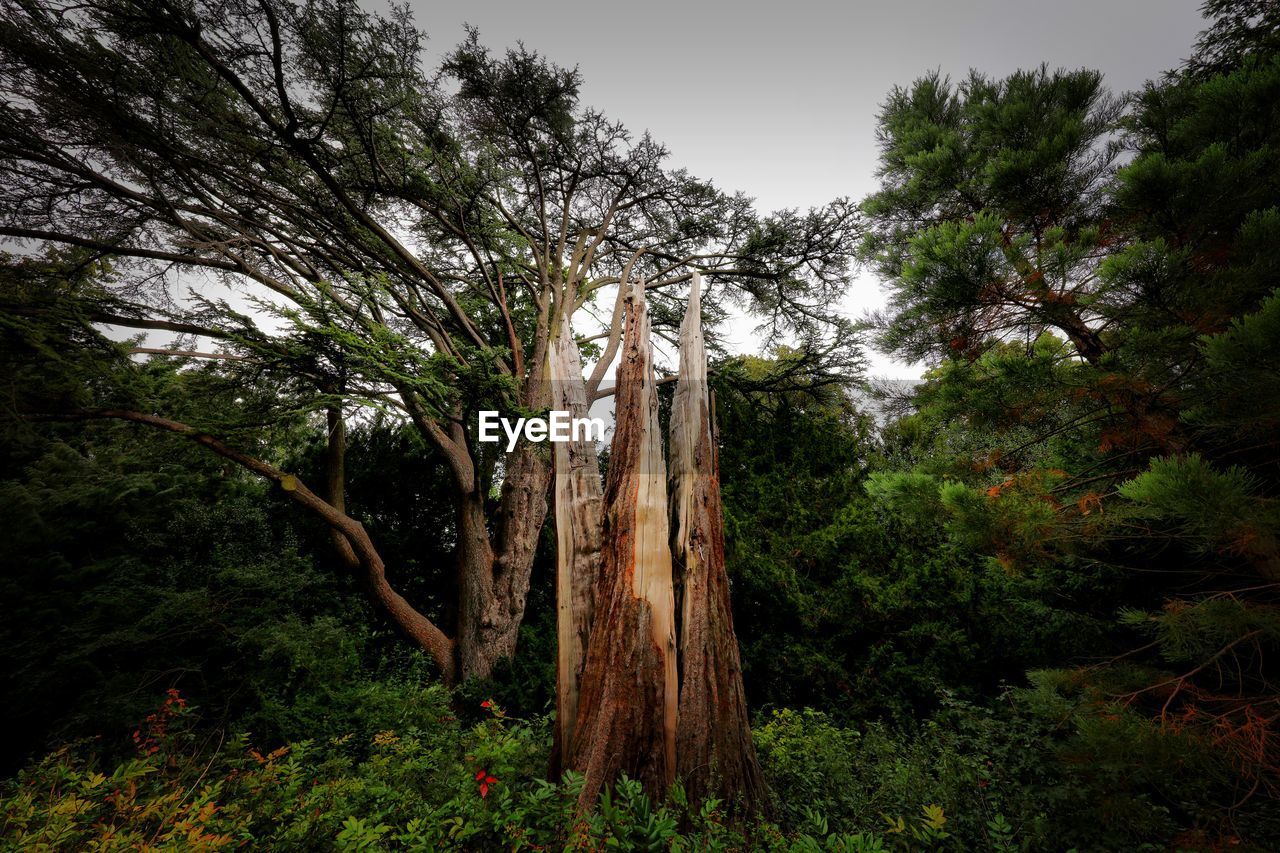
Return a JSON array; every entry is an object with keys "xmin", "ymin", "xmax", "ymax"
[
  {"xmin": 33, "ymin": 685, "xmax": 1208, "ymax": 851},
  {"xmin": 718, "ymin": 350, "xmax": 1116, "ymax": 721},
  {"xmin": 861, "ymin": 64, "xmax": 1119, "ymax": 363},
  {"xmin": 1119, "ymin": 453, "xmax": 1278, "ymax": 559},
  {"xmin": 1194, "ymin": 286, "xmax": 1280, "ymax": 438},
  {"xmin": 0, "ymin": 433, "xmax": 447, "ymax": 760},
  {"xmin": 754, "ymin": 705, "xmax": 1032, "ymax": 849},
  {"xmin": 9, "ymin": 681, "xmax": 1280, "ymax": 851},
  {"xmin": 850, "ymin": 7, "xmax": 1280, "ymax": 848},
  {"xmin": 0, "ymin": 315, "xmax": 461, "ymax": 768},
  {"xmin": 0, "ymin": 694, "xmax": 915, "ymax": 852}
]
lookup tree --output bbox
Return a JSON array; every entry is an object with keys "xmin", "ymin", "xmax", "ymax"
[
  {"xmin": 0, "ymin": 252, "xmax": 468, "ymax": 769},
  {"xmin": 0, "ymin": 0, "xmax": 860, "ymax": 682},
  {"xmin": 861, "ymin": 66, "xmax": 1120, "ymax": 366},
  {"xmin": 564, "ymin": 279, "xmax": 678, "ymax": 805},
  {"xmin": 668, "ymin": 273, "xmax": 766, "ymax": 812},
  {"xmin": 862, "ymin": 0, "xmax": 1280, "ymax": 824},
  {"xmin": 547, "ymin": 299, "xmax": 603, "ymax": 774}
]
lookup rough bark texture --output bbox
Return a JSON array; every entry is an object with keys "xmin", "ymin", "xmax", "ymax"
[
  {"xmin": 548, "ymin": 314, "xmax": 605, "ymax": 775},
  {"xmin": 454, "ymin": 489, "xmax": 501, "ymax": 680},
  {"xmin": 567, "ymin": 279, "xmax": 678, "ymax": 807},
  {"xmin": 480, "ymin": 327, "xmax": 555, "ymax": 680},
  {"xmin": 669, "ymin": 273, "xmax": 768, "ymax": 813},
  {"xmin": 450, "ymin": 437, "xmax": 552, "ymax": 683},
  {"xmin": 490, "ymin": 443, "xmax": 553, "ymax": 666},
  {"xmin": 445, "ymin": 326, "xmax": 554, "ymax": 683}
]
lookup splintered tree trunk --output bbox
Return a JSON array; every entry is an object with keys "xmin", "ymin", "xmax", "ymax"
[
  {"xmin": 669, "ymin": 273, "xmax": 768, "ymax": 813},
  {"xmin": 568, "ymin": 279, "xmax": 679, "ymax": 806},
  {"xmin": 548, "ymin": 314, "xmax": 605, "ymax": 775}
]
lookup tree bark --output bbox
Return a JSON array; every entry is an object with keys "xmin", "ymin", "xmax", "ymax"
[
  {"xmin": 547, "ymin": 313, "xmax": 605, "ymax": 775},
  {"xmin": 669, "ymin": 273, "xmax": 768, "ymax": 814},
  {"xmin": 62, "ymin": 401, "xmax": 544, "ymax": 687},
  {"xmin": 452, "ymin": 322, "xmax": 555, "ymax": 682},
  {"xmin": 454, "ymin": 487, "xmax": 501, "ymax": 680},
  {"xmin": 409, "ymin": 322, "xmax": 554, "ymax": 684},
  {"xmin": 327, "ymin": 395, "xmax": 535, "ymax": 686},
  {"xmin": 487, "ymin": 442, "xmax": 553, "ymax": 673},
  {"xmin": 567, "ymin": 278, "xmax": 678, "ymax": 807},
  {"xmin": 450, "ymin": 446, "xmax": 552, "ymax": 682}
]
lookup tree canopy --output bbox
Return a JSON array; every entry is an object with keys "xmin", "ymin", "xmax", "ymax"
[{"xmin": 0, "ymin": 0, "xmax": 862, "ymax": 683}]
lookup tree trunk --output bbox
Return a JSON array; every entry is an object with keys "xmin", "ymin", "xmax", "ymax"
[
  {"xmin": 547, "ymin": 313, "xmax": 605, "ymax": 775},
  {"xmin": 452, "ymin": 450, "xmax": 552, "ymax": 682},
  {"xmin": 493, "ymin": 448, "xmax": 553, "ymax": 652},
  {"xmin": 668, "ymin": 273, "xmax": 768, "ymax": 814},
  {"xmin": 454, "ymin": 488, "xmax": 501, "ymax": 680},
  {"xmin": 416, "ymin": 316, "xmax": 554, "ymax": 684},
  {"xmin": 567, "ymin": 278, "xmax": 678, "ymax": 807},
  {"xmin": 1048, "ymin": 306, "xmax": 1106, "ymax": 366},
  {"xmin": 448, "ymin": 451, "xmax": 551, "ymax": 683}
]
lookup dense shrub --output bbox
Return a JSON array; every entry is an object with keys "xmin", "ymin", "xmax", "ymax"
[{"xmin": 0, "ymin": 693, "xmax": 906, "ymax": 851}]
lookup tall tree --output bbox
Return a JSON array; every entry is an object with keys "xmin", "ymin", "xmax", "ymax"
[
  {"xmin": 862, "ymin": 66, "xmax": 1121, "ymax": 366},
  {"xmin": 669, "ymin": 272, "xmax": 767, "ymax": 812},
  {"xmin": 547, "ymin": 306, "xmax": 603, "ymax": 772},
  {"xmin": 0, "ymin": 0, "xmax": 860, "ymax": 681},
  {"xmin": 863, "ymin": 0, "xmax": 1280, "ymax": 822},
  {"xmin": 566, "ymin": 278, "xmax": 678, "ymax": 806}
]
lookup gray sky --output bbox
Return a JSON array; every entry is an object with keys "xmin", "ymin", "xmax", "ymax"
[{"xmin": 404, "ymin": 0, "xmax": 1208, "ymax": 377}]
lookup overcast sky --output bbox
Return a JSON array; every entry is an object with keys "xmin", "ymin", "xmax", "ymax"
[{"xmin": 401, "ymin": 0, "xmax": 1208, "ymax": 378}]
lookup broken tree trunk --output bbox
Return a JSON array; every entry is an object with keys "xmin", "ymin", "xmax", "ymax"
[
  {"xmin": 567, "ymin": 278, "xmax": 679, "ymax": 807},
  {"xmin": 548, "ymin": 312, "xmax": 605, "ymax": 776},
  {"xmin": 669, "ymin": 272, "xmax": 768, "ymax": 814}
]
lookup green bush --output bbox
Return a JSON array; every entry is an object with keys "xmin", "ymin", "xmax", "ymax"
[
  {"xmin": 754, "ymin": 705, "xmax": 1035, "ymax": 849},
  {"xmin": 0, "ymin": 692, "xmax": 916, "ymax": 852},
  {"xmin": 11, "ymin": 683, "xmax": 1280, "ymax": 850}
]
